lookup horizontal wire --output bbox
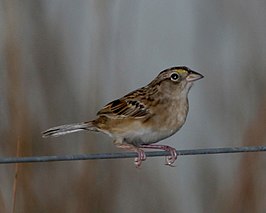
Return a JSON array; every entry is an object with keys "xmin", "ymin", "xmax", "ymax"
[{"xmin": 0, "ymin": 146, "xmax": 265, "ymax": 164}]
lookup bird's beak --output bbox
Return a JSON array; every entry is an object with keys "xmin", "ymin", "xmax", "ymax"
[{"xmin": 186, "ymin": 70, "xmax": 204, "ymax": 82}]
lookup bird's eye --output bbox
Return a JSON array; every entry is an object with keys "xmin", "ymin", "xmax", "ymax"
[{"xmin": 170, "ymin": 73, "xmax": 180, "ymax": 81}]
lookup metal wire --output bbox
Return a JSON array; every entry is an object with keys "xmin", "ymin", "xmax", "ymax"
[{"xmin": 0, "ymin": 146, "xmax": 265, "ymax": 164}]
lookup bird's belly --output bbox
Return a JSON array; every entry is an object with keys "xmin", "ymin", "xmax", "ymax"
[{"xmin": 123, "ymin": 128, "xmax": 177, "ymax": 146}]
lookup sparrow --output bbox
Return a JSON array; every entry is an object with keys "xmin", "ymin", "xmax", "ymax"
[{"xmin": 42, "ymin": 66, "xmax": 203, "ymax": 167}]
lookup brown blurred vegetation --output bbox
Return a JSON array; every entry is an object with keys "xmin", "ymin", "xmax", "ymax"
[{"xmin": 0, "ymin": 0, "xmax": 266, "ymax": 213}]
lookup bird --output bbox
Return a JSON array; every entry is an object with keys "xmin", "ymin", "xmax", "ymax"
[{"xmin": 42, "ymin": 66, "xmax": 203, "ymax": 167}]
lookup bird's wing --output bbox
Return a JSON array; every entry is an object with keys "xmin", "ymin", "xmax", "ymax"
[{"xmin": 97, "ymin": 97, "xmax": 150, "ymax": 119}]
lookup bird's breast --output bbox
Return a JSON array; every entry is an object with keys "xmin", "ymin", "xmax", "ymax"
[{"xmin": 147, "ymin": 97, "xmax": 189, "ymax": 132}]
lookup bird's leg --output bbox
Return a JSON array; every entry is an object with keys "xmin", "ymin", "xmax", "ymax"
[
  {"xmin": 139, "ymin": 144, "xmax": 178, "ymax": 166},
  {"xmin": 114, "ymin": 141, "xmax": 146, "ymax": 167}
]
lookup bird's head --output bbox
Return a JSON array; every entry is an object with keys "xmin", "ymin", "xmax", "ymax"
[{"xmin": 153, "ymin": 66, "xmax": 204, "ymax": 97}]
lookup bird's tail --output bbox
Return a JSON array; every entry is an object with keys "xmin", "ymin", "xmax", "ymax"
[{"xmin": 42, "ymin": 121, "xmax": 97, "ymax": 138}]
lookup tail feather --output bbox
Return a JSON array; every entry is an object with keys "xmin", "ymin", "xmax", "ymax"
[{"xmin": 42, "ymin": 122, "xmax": 96, "ymax": 138}]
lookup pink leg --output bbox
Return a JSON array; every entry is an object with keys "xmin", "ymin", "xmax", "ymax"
[
  {"xmin": 115, "ymin": 143, "xmax": 146, "ymax": 167},
  {"xmin": 139, "ymin": 144, "xmax": 178, "ymax": 166}
]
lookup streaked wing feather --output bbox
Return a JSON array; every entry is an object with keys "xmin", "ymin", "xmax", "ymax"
[{"xmin": 97, "ymin": 98, "xmax": 150, "ymax": 119}]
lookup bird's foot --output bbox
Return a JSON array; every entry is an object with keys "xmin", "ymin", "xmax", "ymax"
[
  {"xmin": 163, "ymin": 146, "xmax": 177, "ymax": 166},
  {"xmin": 139, "ymin": 144, "xmax": 178, "ymax": 166},
  {"xmin": 134, "ymin": 148, "xmax": 146, "ymax": 168},
  {"xmin": 115, "ymin": 143, "xmax": 146, "ymax": 168}
]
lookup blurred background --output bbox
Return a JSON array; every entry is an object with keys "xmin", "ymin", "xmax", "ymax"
[{"xmin": 1, "ymin": 0, "xmax": 266, "ymax": 212}]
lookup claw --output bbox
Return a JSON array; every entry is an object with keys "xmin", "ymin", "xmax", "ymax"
[
  {"xmin": 134, "ymin": 148, "xmax": 146, "ymax": 168},
  {"xmin": 165, "ymin": 161, "xmax": 176, "ymax": 167},
  {"xmin": 165, "ymin": 146, "xmax": 177, "ymax": 166}
]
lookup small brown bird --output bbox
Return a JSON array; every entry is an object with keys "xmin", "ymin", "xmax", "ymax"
[{"xmin": 42, "ymin": 66, "xmax": 203, "ymax": 167}]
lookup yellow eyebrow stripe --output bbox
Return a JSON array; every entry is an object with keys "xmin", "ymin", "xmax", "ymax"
[{"xmin": 175, "ymin": 69, "xmax": 187, "ymax": 75}]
